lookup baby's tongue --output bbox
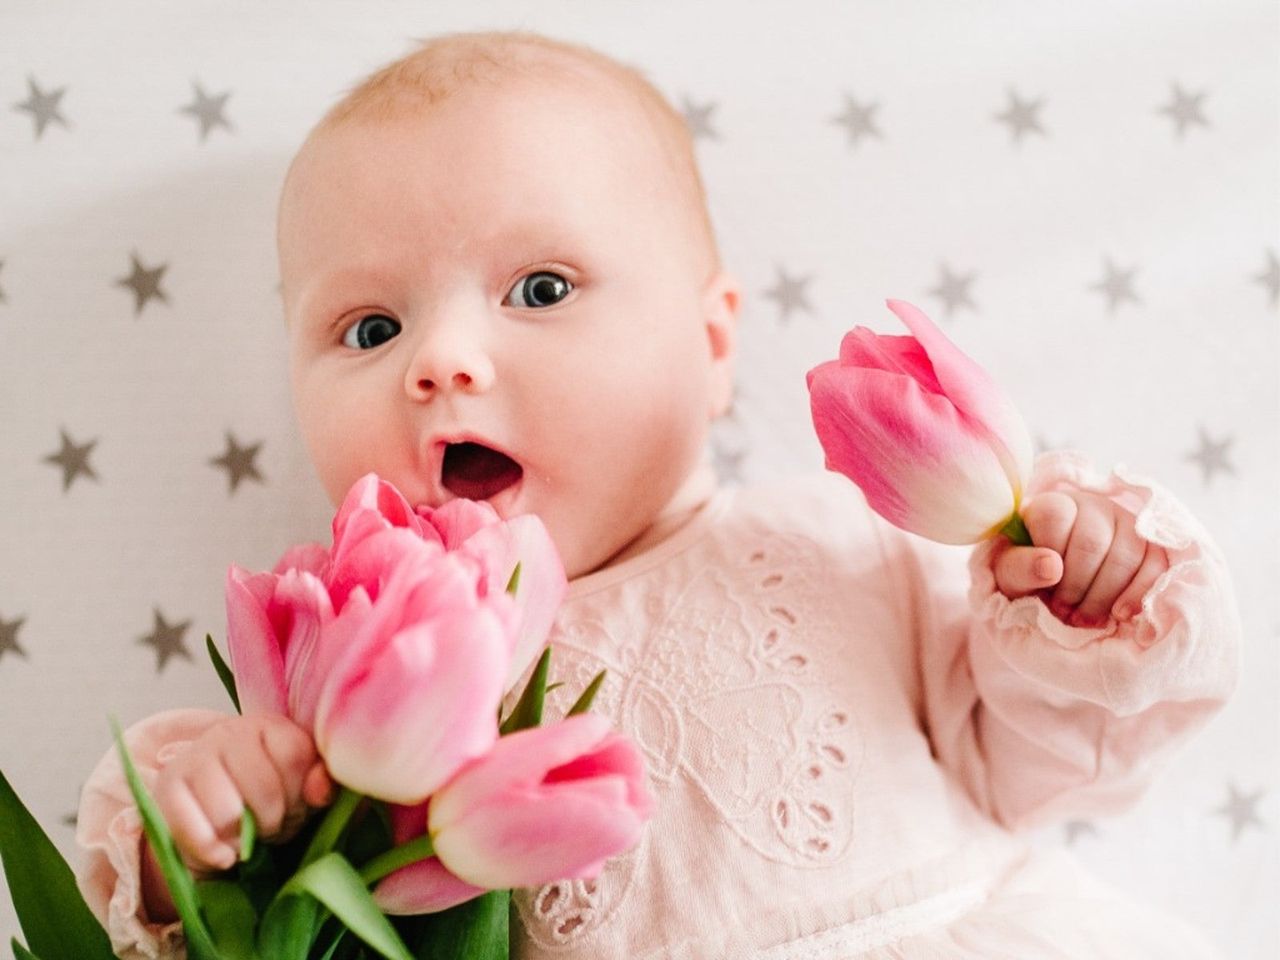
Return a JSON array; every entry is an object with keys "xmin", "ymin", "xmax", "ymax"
[{"xmin": 441, "ymin": 442, "xmax": 523, "ymax": 501}]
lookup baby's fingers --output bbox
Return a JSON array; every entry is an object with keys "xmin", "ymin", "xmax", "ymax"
[
  {"xmin": 992, "ymin": 543, "xmax": 1063, "ymax": 599},
  {"xmin": 155, "ymin": 765, "xmax": 241, "ymax": 873},
  {"xmin": 1107, "ymin": 541, "xmax": 1171, "ymax": 622}
]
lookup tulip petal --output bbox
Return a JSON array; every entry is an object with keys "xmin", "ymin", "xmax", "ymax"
[
  {"xmin": 225, "ymin": 565, "xmax": 288, "ymax": 716},
  {"xmin": 314, "ymin": 554, "xmax": 514, "ymax": 802},
  {"xmin": 331, "ymin": 473, "xmax": 425, "ymax": 546},
  {"xmin": 271, "ymin": 541, "xmax": 330, "ymax": 578},
  {"xmin": 428, "ymin": 714, "xmax": 614, "ymax": 835},
  {"xmin": 837, "ymin": 329, "xmax": 944, "ymax": 395},
  {"xmin": 373, "ymin": 857, "xmax": 488, "ymax": 916},
  {"xmin": 419, "ymin": 498, "xmax": 502, "ymax": 551},
  {"xmin": 809, "ymin": 364, "xmax": 1017, "ymax": 543},
  {"xmin": 459, "ymin": 515, "xmax": 567, "ymax": 689},
  {"xmin": 883, "ymin": 299, "xmax": 1033, "ymax": 495},
  {"xmin": 428, "ymin": 718, "xmax": 652, "ymax": 890}
]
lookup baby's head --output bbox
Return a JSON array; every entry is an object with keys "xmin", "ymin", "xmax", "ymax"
[{"xmin": 277, "ymin": 31, "xmax": 740, "ymax": 578}]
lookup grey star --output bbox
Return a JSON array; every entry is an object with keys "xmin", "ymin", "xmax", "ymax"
[
  {"xmin": 43, "ymin": 428, "xmax": 99, "ymax": 492},
  {"xmin": 1213, "ymin": 782, "xmax": 1266, "ymax": 842},
  {"xmin": 928, "ymin": 263, "xmax": 978, "ymax": 317},
  {"xmin": 762, "ymin": 265, "xmax": 814, "ymax": 324},
  {"xmin": 0, "ymin": 614, "xmax": 27, "ymax": 661},
  {"xmin": 1253, "ymin": 248, "xmax": 1279, "ymax": 308},
  {"xmin": 1063, "ymin": 820, "xmax": 1098, "ymax": 845},
  {"xmin": 994, "ymin": 88, "xmax": 1047, "ymax": 144},
  {"xmin": 1090, "ymin": 256, "xmax": 1141, "ymax": 313},
  {"xmin": 210, "ymin": 431, "xmax": 265, "ymax": 493},
  {"xmin": 116, "ymin": 252, "xmax": 170, "ymax": 315},
  {"xmin": 1185, "ymin": 425, "xmax": 1234, "ymax": 486},
  {"xmin": 831, "ymin": 93, "xmax": 882, "ymax": 149},
  {"xmin": 178, "ymin": 81, "xmax": 233, "ymax": 142},
  {"xmin": 711, "ymin": 439, "xmax": 747, "ymax": 485},
  {"xmin": 139, "ymin": 608, "xmax": 192, "ymax": 672},
  {"xmin": 13, "ymin": 76, "xmax": 69, "ymax": 139},
  {"xmin": 1157, "ymin": 83, "xmax": 1210, "ymax": 138},
  {"xmin": 681, "ymin": 96, "xmax": 719, "ymax": 141}
]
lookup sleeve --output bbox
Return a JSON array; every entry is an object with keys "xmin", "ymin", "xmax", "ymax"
[
  {"xmin": 878, "ymin": 448, "xmax": 1242, "ymax": 831},
  {"xmin": 74, "ymin": 708, "xmax": 228, "ymax": 960}
]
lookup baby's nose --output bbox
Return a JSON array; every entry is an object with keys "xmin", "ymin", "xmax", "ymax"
[{"xmin": 404, "ymin": 328, "xmax": 496, "ymax": 399}]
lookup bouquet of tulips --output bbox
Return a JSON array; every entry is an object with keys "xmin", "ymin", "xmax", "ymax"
[{"xmin": 0, "ymin": 474, "xmax": 653, "ymax": 960}]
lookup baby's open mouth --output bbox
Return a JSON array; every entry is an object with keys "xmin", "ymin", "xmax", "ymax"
[{"xmin": 441, "ymin": 442, "xmax": 524, "ymax": 501}]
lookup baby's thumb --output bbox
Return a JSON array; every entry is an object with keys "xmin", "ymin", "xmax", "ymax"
[
  {"xmin": 302, "ymin": 761, "xmax": 334, "ymax": 808},
  {"xmin": 993, "ymin": 545, "xmax": 1062, "ymax": 599}
]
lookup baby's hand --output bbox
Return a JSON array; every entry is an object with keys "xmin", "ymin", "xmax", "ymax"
[
  {"xmin": 991, "ymin": 489, "xmax": 1170, "ymax": 629},
  {"xmin": 152, "ymin": 713, "xmax": 333, "ymax": 875}
]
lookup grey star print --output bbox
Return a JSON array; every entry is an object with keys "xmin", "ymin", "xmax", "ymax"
[
  {"xmin": 139, "ymin": 608, "xmax": 192, "ymax": 672},
  {"xmin": 1254, "ymin": 248, "xmax": 1279, "ymax": 307},
  {"xmin": 763, "ymin": 265, "xmax": 814, "ymax": 324},
  {"xmin": 831, "ymin": 93, "xmax": 882, "ymax": 148},
  {"xmin": 928, "ymin": 263, "xmax": 977, "ymax": 317},
  {"xmin": 1185, "ymin": 426, "xmax": 1234, "ymax": 486},
  {"xmin": 994, "ymin": 89, "xmax": 1047, "ymax": 144},
  {"xmin": 681, "ymin": 96, "xmax": 719, "ymax": 141},
  {"xmin": 1063, "ymin": 820, "xmax": 1098, "ymax": 846},
  {"xmin": 1214, "ymin": 783, "xmax": 1266, "ymax": 842},
  {"xmin": 117, "ymin": 253, "xmax": 170, "ymax": 315},
  {"xmin": 0, "ymin": 614, "xmax": 27, "ymax": 661},
  {"xmin": 43, "ymin": 428, "xmax": 99, "ymax": 491},
  {"xmin": 178, "ymin": 81, "xmax": 234, "ymax": 141},
  {"xmin": 13, "ymin": 76, "xmax": 69, "ymax": 139},
  {"xmin": 210, "ymin": 431, "xmax": 265, "ymax": 493},
  {"xmin": 1091, "ymin": 257, "xmax": 1141, "ymax": 312},
  {"xmin": 1158, "ymin": 83, "xmax": 1209, "ymax": 138}
]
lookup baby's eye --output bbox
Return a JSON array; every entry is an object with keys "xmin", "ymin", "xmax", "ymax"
[
  {"xmin": 504, "ymin": 271, "xmax": 573, "ymax": 308},
  {"xmin": 341, "ymin": 313, "xmax": 401, "ymax": 350}
]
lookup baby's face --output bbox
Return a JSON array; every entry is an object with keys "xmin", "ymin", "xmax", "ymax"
[{"xmin": 279, "ymin": 78, "xmax": 736, "ymax": 578}]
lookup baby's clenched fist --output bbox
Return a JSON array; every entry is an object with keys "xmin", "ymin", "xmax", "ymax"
[{"xmin": 151, "ymin": 713, "xmax": 333, "ymax": 875}]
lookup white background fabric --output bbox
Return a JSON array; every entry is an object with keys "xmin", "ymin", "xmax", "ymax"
[{"xmin": 0, "ymin": 1, "xmax": 1275, "ymax": 956}]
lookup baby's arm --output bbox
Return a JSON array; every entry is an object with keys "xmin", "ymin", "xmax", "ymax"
[
  {"xmin": 878, "ymin": 449, "xmax": 1241, "ymax": 830},
  {"xmin": 76, "ymin": 710, "xmax": 331, "ymax": 956}
]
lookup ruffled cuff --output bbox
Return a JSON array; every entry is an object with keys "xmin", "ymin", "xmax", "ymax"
[
  {"xmin": 75, "ymin": 709, "xmax": 227, "ymax": 960},
  {"xmin": 965, "ymin": 449, "xmax": 1240, "ymax": 717}
]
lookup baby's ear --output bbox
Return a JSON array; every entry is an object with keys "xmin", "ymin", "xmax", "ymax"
[{"xmin": 701, "ymin": 270, "xmax": 741, "ymax": 418}]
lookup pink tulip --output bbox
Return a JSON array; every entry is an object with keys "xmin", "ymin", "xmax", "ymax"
[
  {"xmin": 806, "ymin": 299, "xmax": 1034, "ymax": 544},
  {"xmin": 380, "ymin": 714, "xmax": 654, "ymax": 899},
  {"xmin": 224, "ymin": 472, "xmax": 568, "ymax": 803},
  {"xmin": 371, "ymin": 801, "xmax": 489, "ymax": 916},
  {"xmin": 314, "ymin": 549, "xmax": 517, "ymax": 803}
]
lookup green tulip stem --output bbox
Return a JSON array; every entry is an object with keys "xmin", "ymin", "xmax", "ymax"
[
  {"xmin": 301, "ymin": 787, "xmax": 363, "ymax": 869},
  {"xmin": 358, "ymin": 834, "xmax": 436, "ymax": 886},
  {"xmin": 998, "ymin": 511, "xmax": 1033, "ymax": 546}
]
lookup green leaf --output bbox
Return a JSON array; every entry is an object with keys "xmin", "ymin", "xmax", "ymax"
[
  {"xmin": 206, "ymin": 634, "xmax": 242, "ymax": 713},
  {"xmin": 404, "ymin": 889, "xmax": 509, "ymax": 960},
  {"xmin": 283, "ymin": 854, "xmax": 413, "ymax": 960},
  {"xmin": 0, "ymin": 769, "xmax": 116, "ymax": 960},
  {"xmin": 504, "ymin": 562, "xmax": 521, "ymax": 596},
  {"xmin": 498, "ymin": 647, "xmax": 550, "ymax": 735},
  {"xmin": 240, "ymin": 806, "xmax": 258, "ymax": 863},
  {"xmin": 11, "ymin": 939, "xmax": 44, "ymax": 960},
  {"xmin": 110, "ymin": 718, "xmax": 224, "ymax": 960},
  {"xmin": 198, "ymin": 881, "xmax": 259, "ymax": 960},
  {"xmin": 257, "ymin": 895, "xmax": 317, "ymax": 960},
  {"xmin": 566, "ymin": 669, "xmax": 607, "ymax": 717}
]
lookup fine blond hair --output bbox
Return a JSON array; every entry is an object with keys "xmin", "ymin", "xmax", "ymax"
[{"xmin": 298, "ymin": 30, "xmax": 721, "ymax": 278}]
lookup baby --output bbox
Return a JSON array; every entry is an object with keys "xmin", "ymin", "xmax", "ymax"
[{"xmin": 75, "ymin": 30, "xmax": 1241, "ymax": 960}]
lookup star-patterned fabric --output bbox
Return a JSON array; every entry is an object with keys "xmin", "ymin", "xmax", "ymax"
[{"xmin": 0, "ymin": 2, "xmax": 1275, "ymax": 956}]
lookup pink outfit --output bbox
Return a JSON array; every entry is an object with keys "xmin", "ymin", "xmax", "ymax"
[{"xmin": 76, "ymin": 450, "xmax": 1240, "ymax": 959}]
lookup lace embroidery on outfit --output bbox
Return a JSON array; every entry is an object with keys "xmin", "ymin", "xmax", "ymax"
[{"xmin": 513, "ymin": 531, "xmax": 864, "ymax": 948}]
